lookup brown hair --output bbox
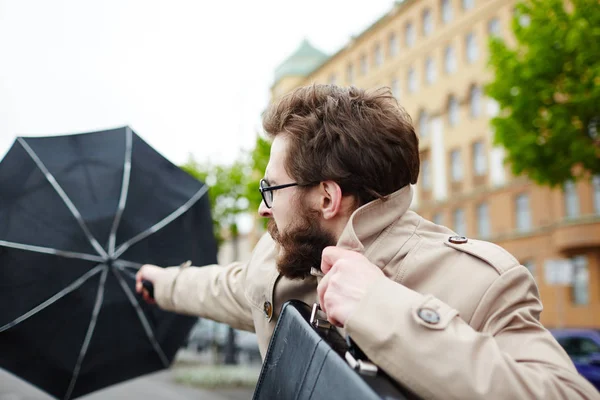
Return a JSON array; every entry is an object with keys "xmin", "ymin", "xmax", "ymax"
[{"xmin": 262, "ymin": 84, "xmax": 420, "ymax": 206}]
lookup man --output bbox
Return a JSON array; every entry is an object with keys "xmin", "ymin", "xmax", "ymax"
[{"xmin": 136, "ymin": 84, "xmax": 598, "ymax": 398}]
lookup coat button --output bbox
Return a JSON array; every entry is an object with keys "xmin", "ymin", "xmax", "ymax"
[
  {"xmin": 417, "ymin": 308, "xmax": 440, "ymax": 325},
  {"xmin": 263, "ymin": 301, "xmax": 273, "ymax": 319},
  {"xmin": 448, "ymin": 235, "xmax": 468, "ymax": 244}
]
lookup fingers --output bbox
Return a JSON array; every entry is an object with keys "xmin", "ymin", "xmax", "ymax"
[
  {"xmin": 135, "ymin": 266, "xmax": 148, "ymax": 293},
  {"xmin": 320, "ymin": 246, "xmax": 362, "ymax": 275},
  {"xmin": 135, "ymin": 264, "xmax": 157, "ymax": 294}
]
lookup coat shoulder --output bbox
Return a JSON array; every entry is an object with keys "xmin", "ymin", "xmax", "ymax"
[{"xmin": 443, "ymin": 236, "xmax": 520, "ymax": 275}]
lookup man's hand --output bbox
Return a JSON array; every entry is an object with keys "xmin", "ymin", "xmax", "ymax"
[
  {"xmin": 135, "ymin": 264, "xmax": 164, "ymax": 305},
  {"xmin": 317, "ymin": 246, "xmax": 384, "ymax": 327}
]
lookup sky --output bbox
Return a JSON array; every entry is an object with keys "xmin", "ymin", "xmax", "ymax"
[{"xmin": 0, "ymin": 0, "xmax": 396, "ymax": 167}]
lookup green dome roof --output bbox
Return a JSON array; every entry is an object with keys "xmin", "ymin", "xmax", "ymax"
[{"xmin": 274, "ymin": 39, "xmax": 328, "ymax": 83}]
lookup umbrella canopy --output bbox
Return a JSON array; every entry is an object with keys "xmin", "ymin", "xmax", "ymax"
[{"xmin": 0, "ymin": 126, "xmax": 218, "ymax": 399}]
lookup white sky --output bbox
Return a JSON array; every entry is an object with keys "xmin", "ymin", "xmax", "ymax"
[{"xmin": 0, "ymin": 0, "xmax": 395, "ymax": 167}]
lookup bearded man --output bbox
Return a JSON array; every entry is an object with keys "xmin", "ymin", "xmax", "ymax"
[{"xmin": 136, "ymin": 85, "xmax": 598, "ymax": 399}]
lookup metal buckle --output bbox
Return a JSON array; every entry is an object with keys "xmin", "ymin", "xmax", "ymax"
[
  {"xmin": 310, "ymin": 303, "xmax": 377, "ymax": 376},
  {"xmin": 310, "ymin": 303, "xmax": 332, "ymax": 330},
  {"xmin": 345, "ymin": 351, "xmax": 378, "ymax": 376}
]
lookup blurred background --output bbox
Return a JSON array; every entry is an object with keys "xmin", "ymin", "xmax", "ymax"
[{"xmin": 1, "ymin": 0, "xmax": 599, "ymax": 397}]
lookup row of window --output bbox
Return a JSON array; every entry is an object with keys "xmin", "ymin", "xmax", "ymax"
[
  {"xmin": 331, "ymin": 3, "xmax": 503, "ymax": 87},
  {"xmin": 417, "ymin": 85, "xmax": 484, "ymax": 137},
  {"xmin": 564, "ymin": 177, "xmax": 600, "ymax": 219},
  {"xmin": 421, "ymin": 140, "xmax": 487, "ymax": 189},
  {"xmin": 431, "ymin": 178, "xmax": 600, "ymax": 240},
  {"xmin": 340, "ymin": 28, "xmax": 493, "ymax": 88}
]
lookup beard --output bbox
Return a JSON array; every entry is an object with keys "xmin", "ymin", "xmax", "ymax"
[{"xmin": 267, "ymin": 201, "xmax": 336, "ymax": 280}]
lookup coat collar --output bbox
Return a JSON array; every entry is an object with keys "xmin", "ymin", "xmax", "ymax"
[{"xmin": 336, "ymin": 185, "xmax": 414, "ymax": 254}]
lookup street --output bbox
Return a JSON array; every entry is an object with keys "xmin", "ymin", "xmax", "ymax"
[{"xmin": 0, "ymin": 368, "xmax": 254, "ymax": 400}]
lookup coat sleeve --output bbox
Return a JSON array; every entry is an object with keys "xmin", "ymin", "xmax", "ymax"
[
  {"xmin": 344, "ymin": 266, "xmax": 600, "ymax": 399},
  {"xmin": 153, "ymin": 261, "xmax": 255, "ymax": 332}
]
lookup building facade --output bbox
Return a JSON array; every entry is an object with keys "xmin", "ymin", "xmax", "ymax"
[{"xmin": 270, "ymin": 0, "xmax": 600, "ymax": 328}]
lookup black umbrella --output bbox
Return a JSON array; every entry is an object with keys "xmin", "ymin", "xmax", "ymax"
[{"xmin": 0, "ymin": 126, "xmax": 217, "ymax": 399}]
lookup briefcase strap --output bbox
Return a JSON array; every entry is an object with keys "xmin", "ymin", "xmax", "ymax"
[{"xmin": 310, "ymin": 303, "xmax": 379, "ymax": 377}]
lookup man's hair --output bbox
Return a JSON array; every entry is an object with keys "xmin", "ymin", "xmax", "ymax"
[{"xmin": 262, "ymin": 84, "xmax": 420, "ymax": 206}]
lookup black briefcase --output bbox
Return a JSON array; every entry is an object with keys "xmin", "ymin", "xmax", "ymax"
[{"xmin": 252, "ymin": 300, "xmax": 418, "ymax": 400}]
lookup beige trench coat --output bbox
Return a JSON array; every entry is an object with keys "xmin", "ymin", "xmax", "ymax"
[{"xmin": 154, "ymin": 186, "xmax": 599, "ymax": 399}]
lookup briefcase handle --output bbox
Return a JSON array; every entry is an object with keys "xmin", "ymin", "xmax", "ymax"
[{"xmin": 310, "ymin": 303, "xmax": 379, "ymax": 377}]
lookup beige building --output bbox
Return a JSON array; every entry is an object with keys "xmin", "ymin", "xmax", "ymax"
[{"xmin": 270, "ymin": 0, "xmax": 600, "ymax": 328}]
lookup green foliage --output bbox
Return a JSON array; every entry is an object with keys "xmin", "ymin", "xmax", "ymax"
[
  {"xmin": 180, "ymin": 133, "xmax": 272, "ymax": 245},
  {"xmin": 245, "ymin": 134, "xmax": 272, "ymax": 229},
  {"xmin": 486, "ymin": 0, "xmax": 600, "ymax": 187},
  {"xmin": 181, "ymin": 155, "xmax": 251, "ymax": 248}
]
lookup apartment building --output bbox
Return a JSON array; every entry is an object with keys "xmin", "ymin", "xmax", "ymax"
[{"xmin": 270, "ymin": 0, "xmax": 600, "ymax": 328}]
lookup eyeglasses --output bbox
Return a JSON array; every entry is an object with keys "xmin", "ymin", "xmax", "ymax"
[{"xmin": 259, "ymin": 178, "xmax": 299, "ymax": 209}]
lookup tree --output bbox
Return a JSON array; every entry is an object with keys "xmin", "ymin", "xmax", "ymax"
[
  {"xmin": 181, "ymin": 154, "xmax": 251, "ymax": 365},
  {"xmin": 181, "ymin": 156, "xmax": 250, "ymax": 247},
  {"xmin": 486, "ymin": 0, "xmax": 600, "ymax": 187},
  {"xmin": 245, "ymin": 134, "xmax": 272, "ymax": 228}
]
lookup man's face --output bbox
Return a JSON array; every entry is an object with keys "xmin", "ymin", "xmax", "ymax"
[{"xmin": 260, "ymin": 135, "xmax": 336, "ymax": 279}]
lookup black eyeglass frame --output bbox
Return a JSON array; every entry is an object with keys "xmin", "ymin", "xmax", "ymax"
[{"xmin": 259, "ymin": 178, "xmax": 299, "ymax": 208}]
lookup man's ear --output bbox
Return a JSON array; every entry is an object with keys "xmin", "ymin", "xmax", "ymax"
[{"xmin": 319, "ymin": 181, "xmax": 343, "ymax": 220}]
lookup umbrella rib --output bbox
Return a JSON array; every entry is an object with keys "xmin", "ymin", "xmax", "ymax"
[
  {"xmin": 0, "ymin": 264, "xmax": 105, "ymax": 333},
  {"xmin": 17, "ymin": 138, "xmax": 109, "ymax": 259},
  {"xmin": 64, "ymin": 265, "xmax": 109, "ymax": 400},
  {"xmin": 112, "ymin": 266, "xmax": 170, "ymax": 368},
  {"xmin": 0, "ymin": 240, "xmax": 105, "ymax": 263},
  {"xmin": 107, "ymin": 127, "xmax": 133, "ymax": 256},
  {"xmin": 112, "ymin": 184, "xmax": 209, "ymax": 259},
  {"xmin": 112, "ymin": 258, "xmax": 142, "ymax": 269}
]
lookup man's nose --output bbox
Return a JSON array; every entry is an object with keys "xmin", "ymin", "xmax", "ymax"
[{"xmin": 258, "ymin": 201, "xmax": 272, "ymax": 218}]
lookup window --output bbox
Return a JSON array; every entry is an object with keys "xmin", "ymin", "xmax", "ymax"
[
  {"xmin": 473, "ymin": 141, "xmax": 486, "ymax": 176},
  {"xmin": 347, "ymin": 63, "xmax": 354, "ymax": 84},
  {"xmin": 444, "ymin": 45, "xmax": 456, "ymax": 74},
  {"xmin": 470, "ymin": 85, "xmax": 482, "ymax": 117},
  {"xmin": 433, "ymin": 213, "xmax": 443, "ymax": 225},
  {"xmin": 488, "ymin": 17, "xmax": 501, "ymax": 37},
  {"xmin": 564, "ymin": 180, "xmax": 580, "ymax": 218},
  {"xmin": 453, "ymin": 208, "xmax": 466, "ymax": 235},
  {"xmin": 462, "ymin": 0, "xmax": 474, "ymax": 10},
  {"xmin": 515, "ymin": 193, "xmax": 531, "ymax": 232},
  {"xmin": 450, "ymin": 149, "xmax": 463, "ymax": 182},
  {"xmin": 419, "ymin": 110, "xmax": 429, "ymax": 138},
  {"xmin": 423, "ymin": 9, "xmax": 433, "ymax": 36},
  {"xmin": 405, "ymin": 22, "xmax": 415, "ymax": 47},
  {"xmin": 476, "ymin": 203, "xmax": 490, "ymax": 238},
  {"xmin": 374, "ymin": 44, "xmax": 383, "ymax": 66},
  {"xmin": 441, "ymin": 0, "xmax": 453, "ymax": 23},
  {"xmin": 422, "ymin": 159, "xmax": 432, "ymax": 190},
  {"xmin": 448, "ymin": 95, "xmax": 459, "ymax": 126},
  {"xmin": 425, "ymin": 57, "xmax": 436, "ymax": 84},
  {"xmin": 408, "ymin": 67, "xmax": 418, "ymax": 93},
  {"xmin": 558, "ymin": 336, "xmax": 600, "ymax": 359},
  {"xmin": 593, "ymin": 175, "xmax": 600, "ymax": 214},
  {"xmin": 571, "ymin": 256, "xmax": 589, "ymax": 305},
  {"xmin": 466, "ymin": 32, "xmax": 478, "ymax": 63},
  {"xmin": 389, "ymin": 33, "xmax": 398, "ymax": 57},
  {"xmin": 360, "ymin": 54, "xmax": 368, "ymax": 75},
  {"xmin": 391, "ymin": 78, "xmax": 400, "ymax": 99},
  {"xmin": 523, "ymin": 260, "xmax": 535, "ymax": 278}
]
